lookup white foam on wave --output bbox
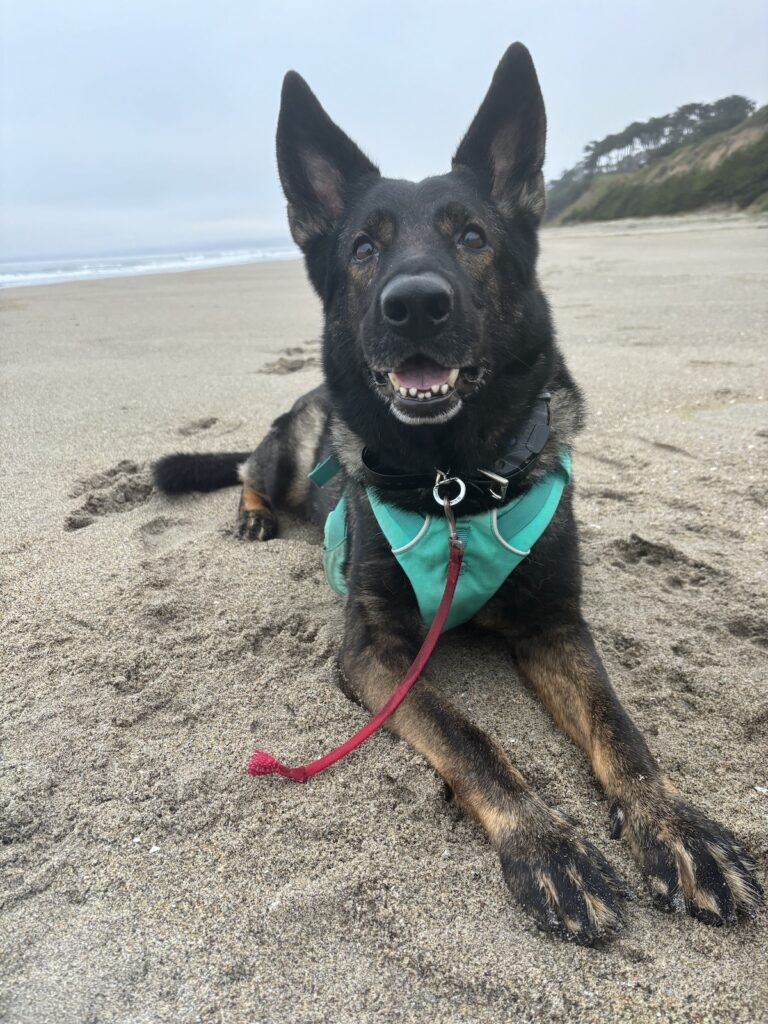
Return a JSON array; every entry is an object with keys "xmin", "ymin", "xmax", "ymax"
[{"xmin": 0, "ymin": 246, "xmax": 301, "ymax": 289}]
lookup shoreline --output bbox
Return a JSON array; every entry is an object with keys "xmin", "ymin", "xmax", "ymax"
[
  {"xmin": 0, "ymin": 246, "xmax": 301, "ymax": 291},
  {"xmin": 2, "ymin": 210, "xmax": 764, "ymax": 292}
]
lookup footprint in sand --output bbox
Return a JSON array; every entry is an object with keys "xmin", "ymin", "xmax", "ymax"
[
  {"xmin": 608, "ymin": 533, "xmax": 723, "ymax": 589},
  {"xmin": 64, "ymin": 460, "xmax": 153, "ymax": 531},
  {"xmin": 176, "ymin": 416, "xmax": 218, "ymax": 437},
  {"xmin": 725, "ymin": 614, "xmax": 768, "ymax": 650},
  {"xmin": 259, "ymin": 340, "xmax": 321, "ymax": 375},
  {"xmin": 259, "ymin": 354, "xmax": 320, "ymax": 375},
  {"xmin": 175, "ymin": 415, "xmax": 245, "ymax": 437},
  {"xmin": 138, "ymin": 515, "xmax": 193, "ymax": 552},
  {"xmin": 581, "ymin": 486, "xmax": 631, "ymax": 503}
]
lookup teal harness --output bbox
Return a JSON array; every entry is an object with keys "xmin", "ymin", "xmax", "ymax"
[{"xmin": 311, "ymin": 452, "xmax": 571, "ymax": 633}]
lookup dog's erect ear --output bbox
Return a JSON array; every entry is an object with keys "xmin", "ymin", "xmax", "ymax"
[
  {"xmin": 277, "ymin": 72, "xmax": 380, "ymax": 250},
  {"xmin": 453, "ymin": 43, "xmax": 546, "ymax": 218}
]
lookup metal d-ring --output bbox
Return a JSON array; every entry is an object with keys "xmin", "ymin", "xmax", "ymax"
[{"xmin": 433, "ymin": 475, "xmax": 467, "ymax": 508}]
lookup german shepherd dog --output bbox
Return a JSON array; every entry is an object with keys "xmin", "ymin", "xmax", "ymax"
[{"xmin": 154, "ymin": 44, "xmax": 762, "ymax": 944}]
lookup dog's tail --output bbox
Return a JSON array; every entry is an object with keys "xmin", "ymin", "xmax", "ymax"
[{"xmin": 152, "ymin": 451, "xmax": 251, "ymax": 495}]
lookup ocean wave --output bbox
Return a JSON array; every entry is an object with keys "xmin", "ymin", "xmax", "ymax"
[{"xmin": 0, "ymin": 247, "xmax": 301, "ymax": 289}]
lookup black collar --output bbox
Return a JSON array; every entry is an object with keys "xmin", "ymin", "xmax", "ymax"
[{"xmin": 360, "ymin": 392, "xmax": 551, "ymax": 505}]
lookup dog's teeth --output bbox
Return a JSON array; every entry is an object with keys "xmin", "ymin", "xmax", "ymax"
[
  {"xmin": 417, "ymin": 391, "xmax": 426, "ymax": 400},
  {"xmin": 408, "ymin": 387, "xmax": 418, "ymax": 397},
  {"xmin": 440, "ymin": 383, "xmax": 449, "ymax": 394},
  {"xmin": 399, "ymin": 387, "xmax": 407, "ymax": 397},
  {"xmin": 447, "ymin": 368, "xmax": 459, "ymax": 387},
  {"xmin": 388, "ymin": 372, "xmax": 399, "ymax": 388}
]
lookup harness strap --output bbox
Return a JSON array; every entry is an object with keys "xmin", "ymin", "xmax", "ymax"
[{"xmin": 247, "ymin": 539, "xmax": 463, "ymax": 783}]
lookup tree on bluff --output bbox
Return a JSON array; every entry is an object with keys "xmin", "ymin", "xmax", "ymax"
[{"xmin": 546, "ymin": 95, "xmax": 756, "ymax": 220}]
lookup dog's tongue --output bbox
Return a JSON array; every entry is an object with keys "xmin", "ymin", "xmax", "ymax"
[{"xmin": 395, "ymin": 356, "xmax": 451, "ymax": 390}]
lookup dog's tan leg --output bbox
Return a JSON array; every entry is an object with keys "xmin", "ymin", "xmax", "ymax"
[
  {"xmin": 237, "ymin": 482, "xmax": 277, "ymax": 541},
  {"xmin": 234, "ymin": 390, "xmax": 329, "ymax": 541},
  {"xmin": 340, "ymin": 597, "xmax": 627, "ymax": 944},
  {"xmin": 512, "ymin": 618, "xmax": 763, "ymax": 923}
]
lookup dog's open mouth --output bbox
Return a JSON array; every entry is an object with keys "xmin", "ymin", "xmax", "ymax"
[{"xmin": 372, "ymin": 356, "xmax": 481, "ymax": 422}]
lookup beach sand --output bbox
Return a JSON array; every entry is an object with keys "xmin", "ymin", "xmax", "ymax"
[{"xmin": 2, "ymin": 216, "xmax": 767, "ymax": 1023}]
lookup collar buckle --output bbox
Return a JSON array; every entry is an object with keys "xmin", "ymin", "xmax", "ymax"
[{"xmin": 477, "ymin": 469, "xmax": 508, "ymax": 503}]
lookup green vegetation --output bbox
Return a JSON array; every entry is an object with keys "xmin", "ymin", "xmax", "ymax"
[
  {"xmin": 581, "ymin": 96, "xmax": 755, "ymax": 172},
  {"xmin": 564, "ymin": 132, "xmax": 768, "ymax": 222},
  {"xmin": 546, "ymin": 96, "xmax": 767, "ymax": 223}
]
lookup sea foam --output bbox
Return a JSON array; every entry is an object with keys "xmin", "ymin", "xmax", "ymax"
[{"xmin": 0, "ymin": 246, "xmax": 300, "ymax": 289}]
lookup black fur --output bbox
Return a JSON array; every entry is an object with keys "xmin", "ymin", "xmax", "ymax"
[{"xmin": 152, "ymin": 452, "xmax": 250, "ymax": 494}]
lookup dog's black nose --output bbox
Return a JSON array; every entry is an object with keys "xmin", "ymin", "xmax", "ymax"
[{"xmin": 380, "ymin": 273, "xmax": 453, "ymax": 337}]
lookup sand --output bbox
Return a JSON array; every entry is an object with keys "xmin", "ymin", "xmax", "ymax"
[{"xmin": 1, "ymin": 215, "xmax": 767, "ymax": 1024}]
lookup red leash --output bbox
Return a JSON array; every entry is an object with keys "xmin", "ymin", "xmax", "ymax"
[{"xmin": 247, "ymin": 535, "xmax": 463, "ymax": 783}]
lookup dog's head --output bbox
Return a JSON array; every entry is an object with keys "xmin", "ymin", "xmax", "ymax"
[{"xmin": 277, "ymin": 43, "xmax": 552, "ymax": 435}]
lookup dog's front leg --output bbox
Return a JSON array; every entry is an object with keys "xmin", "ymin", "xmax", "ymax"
[
  {"xmin": 340, "ymin": 592, "xmax": 628, "ymax": 944},
  {"xmin": 513, "ymin": 617, "xmax": 764, "ymax": 924}
]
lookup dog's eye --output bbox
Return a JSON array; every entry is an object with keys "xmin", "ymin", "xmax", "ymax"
[
  {"xmin": 459, "ymin": 226, "xmax": 486, "ymax": 250},
  {"xmin": 352, "ymin": 235, "xmax": 377, "ymax": 262}
]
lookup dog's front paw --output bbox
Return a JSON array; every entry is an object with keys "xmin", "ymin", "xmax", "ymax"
[
  {"xmin": 611, "ymin": 794, "xmax": 763, "ymax": 925},
  {"xmin": 500, "ymin": 807, "xmax": 629, "ymax": 945},
  {"xmin": 236, "ymin": 508, "xmax": 278, "ymax": 542}
]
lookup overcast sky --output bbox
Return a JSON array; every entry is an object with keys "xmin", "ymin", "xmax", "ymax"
[{"xmin": 2, "ymin": 0, "xmax": 767, "ymax": 262}]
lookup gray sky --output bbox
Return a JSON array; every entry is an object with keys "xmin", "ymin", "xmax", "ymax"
[{"xmin": 2, "ymin": 0, "xmax": 767, "ymax": 261}]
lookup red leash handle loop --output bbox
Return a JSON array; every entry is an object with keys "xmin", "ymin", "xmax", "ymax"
[{"xmin": 247, "ymin": 540, "xmax": 463, "ymax": 783}]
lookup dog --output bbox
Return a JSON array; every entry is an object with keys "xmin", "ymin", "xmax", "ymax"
[{"xmin": 153, "ymin": 43, "xmax": 762, "ymax": 944}]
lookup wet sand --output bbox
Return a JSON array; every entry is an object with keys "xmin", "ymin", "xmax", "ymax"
[{"xmin": 2, "ymin": 215, "xmax": 767, "ymax": 1023}]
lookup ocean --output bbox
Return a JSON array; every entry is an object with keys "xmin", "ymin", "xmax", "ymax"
[{"xmin": 0, "ymin": 245, "xmax": 301, "ymax": 289}]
